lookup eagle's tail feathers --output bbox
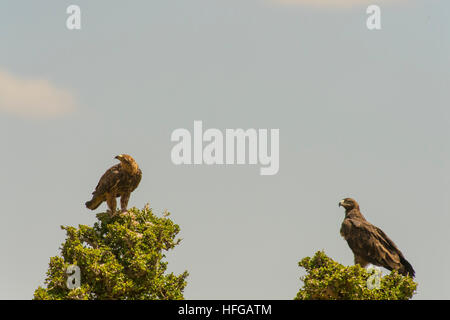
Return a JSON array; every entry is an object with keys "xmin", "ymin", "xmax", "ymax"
[
  {"xmin": 400, "ymin": 257, "xmax": 415, "ymax": 278},
  {"xmin": 85, "ymin": 195, "xmax": 103, "ymax": 210}
]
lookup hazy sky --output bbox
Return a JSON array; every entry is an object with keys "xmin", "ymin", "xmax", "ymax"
[{"xmin": 1, "ymin": 0, "xmax": 449, "ymax": 299}]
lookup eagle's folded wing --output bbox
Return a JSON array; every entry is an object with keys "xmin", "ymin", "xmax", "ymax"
[
  {"xmin": 341, "ymin": 219, "xmax": 403, "ymax": 271},
  {"xmin": 92, "ymin": 164, "xmax": 122, "ymax": 196}
]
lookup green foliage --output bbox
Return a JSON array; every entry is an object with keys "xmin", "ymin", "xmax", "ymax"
[
  {"xmin": 34, "ymin": 205, "xmax": 188, "ymax": 300},
  {"xmin": 295, "ymin": 251, "xmax": 417, "ymax": 300}
]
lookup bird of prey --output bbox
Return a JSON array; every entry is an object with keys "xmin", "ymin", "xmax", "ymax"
[
  {"xmin": 85, "ymin": 154, "xmax": 142, "ymax": 216},
  {"xmin": 339, "ymin": 198, "xmax": 415, "ymax": 278}
]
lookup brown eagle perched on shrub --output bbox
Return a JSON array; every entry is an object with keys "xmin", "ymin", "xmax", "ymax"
[
  {"xmin": 339, "ymin": 198, "xmax": 415, "ymax": 278},
  {"xmin": 85, "ymin": 154, "xmax": 142, "ymax": 216}
]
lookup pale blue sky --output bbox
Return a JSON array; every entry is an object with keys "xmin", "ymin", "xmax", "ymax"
[{"xmin": 1, "ymin": 0, "xmax": 449, "ymax": 299}]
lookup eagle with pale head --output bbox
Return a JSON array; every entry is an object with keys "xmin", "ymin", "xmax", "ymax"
[{"xmin": 85, "ymin": 154, "xmax": 142, "ymax": 216}]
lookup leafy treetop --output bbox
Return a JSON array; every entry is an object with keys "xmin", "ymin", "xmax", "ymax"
[
  {"xmin": 34, "ymin": 205, "xmax": 188, "ymax": 300},
  {"xmin": 295, "ymin": 251, "xmax": 417, "ymax": 300}
]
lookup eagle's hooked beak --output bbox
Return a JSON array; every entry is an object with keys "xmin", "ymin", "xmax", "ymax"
[
  {"xmin": 115, "ymin": 154, "xmax": 123, "ymax": 161},
  {"xmin": 338, "ymin": 200, "xmax": 345, "ymax": 207}
]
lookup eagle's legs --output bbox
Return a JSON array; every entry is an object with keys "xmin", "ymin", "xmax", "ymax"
[
  {"xmin": 106, "ymin": 193, "xmax": 117, "ymax": 216},
  {"xmin": 120, "ymin": 193, "xmax": 131, "ymax": 213},
  {"xmin": 354, "ymin": 255, "xmax": 369, "ymax": 268}
]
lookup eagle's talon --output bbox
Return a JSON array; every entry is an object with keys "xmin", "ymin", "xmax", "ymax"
[
  {"xmin": 119, "ymin": 209, "xmax": 129, "ymax": 217},
  {"xmin": 107, "ymin": 210, "xmax": 116, "ymax": 217}
]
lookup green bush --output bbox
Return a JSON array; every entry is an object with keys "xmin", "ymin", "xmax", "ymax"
[
  {"xmin": 295, "ymin": 251, "xmax": 417, "ymax": 300},
  {"xmin": 34, "ymin": 205, "xmax": 188, "ymax": 300}
]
